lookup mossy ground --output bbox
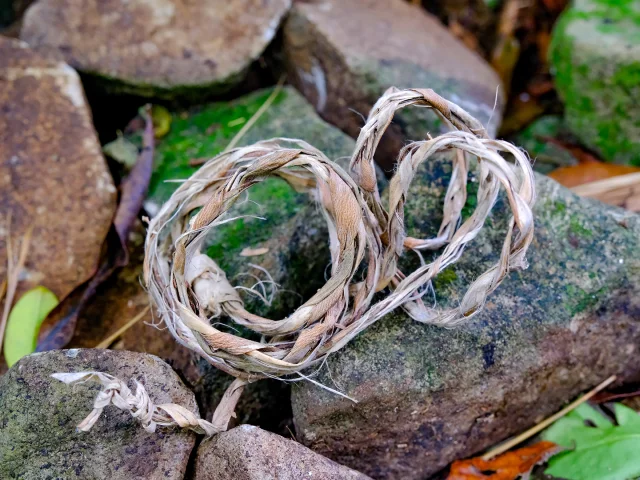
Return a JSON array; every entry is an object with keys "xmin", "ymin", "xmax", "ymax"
[{"xmin": 140, "ymin": 86, "xmax": 356, "ymax": 322}]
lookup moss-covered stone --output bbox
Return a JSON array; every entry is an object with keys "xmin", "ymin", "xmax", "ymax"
[
  {"xmin": 118, "ymin": 86, "xmax": 357, "ymax": 430},
  {"xmin": 511, "ymin": 115, "xmax": 579, "ymax": 174},
  {"xmin": 145, "ymin": 86, "xmax": 356, "ymax": 305},
  {"xmin": 290, "ymin": 159, "xmax": 640, "ymax": 479},
  {"xmin": 549, "ymin": 0, "xmax": 640, "ymax": 165},
  {"xmin": 0, "ymin": 349, "xmax": 197, "ymax": 479}
]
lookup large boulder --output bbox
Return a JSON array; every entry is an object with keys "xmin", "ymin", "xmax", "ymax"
[
  {"xmin": 0, "ymin": 349, "xmax": 197, "ymax": 479},
  {"xmin": 0, "ymin": 37, "xmax": 116, "ymax": 301},
  {"xmin": 20, "ymin": 0, "xmax": 291, "ymax": 99},
  {"xmin": 289, "ymin": 158, "xmax": 640, "ymax": 479},
  {"xmin": 549, "ymin": 0, "xmax": 640, "ymax": 166},
  {"xmin": 82, "ymin": 86, "xmax": 358, "ymax": 433},
  {"xmin": 283, "ymin": 0, "xmax": 503, "ymax": 170},
  {"xmin": 194, "ymin": 425, "xmax": 372, "ymax": 480}
]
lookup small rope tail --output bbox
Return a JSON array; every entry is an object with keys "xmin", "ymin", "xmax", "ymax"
[{"xmin": 51, "ymin": 372, "xmax": 245, "ymax": 437}]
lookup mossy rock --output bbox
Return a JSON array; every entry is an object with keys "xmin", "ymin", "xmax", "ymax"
[
  {"xmin": 549, "ymin": 0, "xmax": 640, "ymax": 165},
  {"xmin": 0, "ymin": 349, "xmax": 197, "ymax": 479},
  {"xmin": 289, "ymin": 158, "xmax": 640, "ymax": 479},
  {"xmin": 143, "ymin": 86, "xmax": 356, "ymax": 302},
  {"xmin": 122, "ymin": 86, "xmax": 358, "ymax": 427}
]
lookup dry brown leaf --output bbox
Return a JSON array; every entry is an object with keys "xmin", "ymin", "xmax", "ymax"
[
  {"xmin": 37, "ymin": 106, "xmax": 155, "ymax": 351},
  {"xmin": 447, "ymin": 441, "xmax": 563, "ymax": 480},
  {"xmin": 240, "ymin": 247, "xmax": 270, "ymax": 257}
]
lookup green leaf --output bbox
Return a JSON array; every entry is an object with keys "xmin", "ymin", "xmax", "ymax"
[
  {"xmin": 543, "ymin": 403, "xmax": 640, "ymax": 480},
  {"xmin": 4, "ymin": 286, "xmax": 58, "ymax": 367}
]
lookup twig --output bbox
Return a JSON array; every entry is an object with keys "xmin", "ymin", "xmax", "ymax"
[
  {"xmin": 37, "ymin": 108, "xmax": 155, "ymax": 352},
  {"xmin": 95, "ymin": 305, "xmax": 151, "ymax": 349},
  {"xmin": 0, "ymin": 220, "xmax": 33, "ymax": 353},
  {"xmin": 572, "ymin": 171, "xmax": 640, "ymax": 201},
  {"xmin": 190, "ymin": 77, "xmax": 287, "ymax": 168},
  {"xmin": 0, "ymin": 279, "xmax": 7, "ymax": 304},
  {"xmin": 482, "ymin": 375, "xmax": 617, "ymax": 460},
  {"xmin": 224, "ymin": 76, "xmax": 286, "ymax": 153}
]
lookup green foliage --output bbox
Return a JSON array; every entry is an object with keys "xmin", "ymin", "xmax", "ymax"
[
  {"xmin": 543, "ymin": 403, "xmax": 640, "ymax": 480},
  {"xmin": 4, "ymin": 286, "xmax": 58, "ymax": 367}
]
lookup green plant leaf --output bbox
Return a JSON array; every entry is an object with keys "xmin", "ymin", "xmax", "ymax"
[
  {"xmin": 543, "ymin": 403, "xmax": 640, "ymax": 480},
  {"xmin": 4, "ymin": 286, "xmax": 58, "ymax": 367}
]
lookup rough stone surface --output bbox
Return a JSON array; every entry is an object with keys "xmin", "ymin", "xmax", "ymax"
[
  {"xmin": 0, "ymin": 37, "xmax": 116, "ymax": 301},
  {"xmin": 549, "ymin": 0, "xmax": 640, "ymax": 165},
  {"xmin": 91, "ymin": 87, "xmax": 358, "ymax": 434},
  {"xmin": 20, "ymin": 0, "xmax": 291, "ymax": 98},
  {"xmin": 194, "ymin": 424, "xmax": 372, "ymax": 480},
  {"xmin": 288, "ymin": 159, "xmax": 640, "ymax": 479},
  {"xmin": 0, "ymin": 349, "xmax": 197, "ymax": 479},
  {"xmin": 283, "ymin": 0, "xmax": 503, "ymax": 170}
]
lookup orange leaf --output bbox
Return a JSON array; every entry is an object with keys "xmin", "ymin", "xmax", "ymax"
[
  {"xmin": 549, "ymin": 163, "xmax": 640, "ymax": 188},
  {"xmin": 447, "ymin": 441, "xmax": 563, "ymax": 480}
]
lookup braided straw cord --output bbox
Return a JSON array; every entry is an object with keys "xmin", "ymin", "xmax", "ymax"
[
  {"xmin": 51, "ymin": 372, "xmax": 234, "ymax": 436},
  {"xmin": 56, "ymin": 87, "xmax": 535, "ymax": 437}
]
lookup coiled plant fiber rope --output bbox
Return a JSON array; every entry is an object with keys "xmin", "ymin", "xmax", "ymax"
[{"xmin": 57, "ymin": 87, "xmax": 536, "ymax": 436}]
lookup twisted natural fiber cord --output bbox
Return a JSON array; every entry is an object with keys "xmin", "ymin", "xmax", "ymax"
[
  {"xmin": 52, "ymin": 372, "xmax": 225, "ymax": 435},
  {"xmin": 56, "ymin": 87, "xmax": 536, "ymax": 437}
]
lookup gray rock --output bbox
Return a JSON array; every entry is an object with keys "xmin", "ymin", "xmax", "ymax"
[
  {"xmin": 194, "ymin": 424, "xmax": 372, "ymax": 480},
  {"xmin": 0, "ymin": 349, "xmax": 197, "ymax": 479},
  {"xmin": 20, "ymin": 0, "xmax": 291, "ymax": 99},
  {"xmin": 290, "ymin": 158, "xmax": 640, "ymax": 479},
  {"xmin": 549, "ymin": 0, "xmax": 640, "ymax": 165},
  {"xmin": 283, "ymin": 0, "xmax": 503, "ymax": 170},
  {"xmin": 0, "ymin": 37, "xmax": 116, "ymax": 303}
]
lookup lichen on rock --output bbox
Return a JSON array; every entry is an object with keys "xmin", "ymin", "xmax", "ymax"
[
  {"xmin": 0, "ymin": 349, "xmax": 197, "ymax": 479},
  {"xmin": 289, "ymin": 158, "xmax": 640, "ymax": 479}
]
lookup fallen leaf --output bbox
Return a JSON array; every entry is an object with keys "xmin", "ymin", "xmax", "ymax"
[
  {"xmin": 240, "ymin": 247, "xmax": 270, "ymax": 257},
  {"xmin": 447, "ymin": 441, "xmax": 562, "ymax": 480},
  {"xmin": 151, "ymin": 105, "xmax": 172, "ymax": 138},
  {"xmin": 37, "ymin": 106, "xmax": 155, "ymax": 351},
  {"xmin": 543, "ymin": 403, "xmax": 640, "ymax": 480},
  {"xmin": 549, "ymin": 163, "xmax": 640, "ymax": 188},
  {"xmin": 4, "ymin": 286, "xmax": 58, "ymax": 366},
  {"xmin": 490, "ymin": 0, "xmax": 523, "ymax": 90},
  {"xmin": 103, "ymin": 134, "xmax": 139, "ymax": 168}
]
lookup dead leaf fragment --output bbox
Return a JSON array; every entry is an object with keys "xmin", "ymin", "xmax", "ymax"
[
  {"xmin": 240, "ymin": 247, "xmax": 270, "ymax": 257},
  {"xmin": 447, "ymin": 441, "xmax": 563, "ymax": 480}
]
